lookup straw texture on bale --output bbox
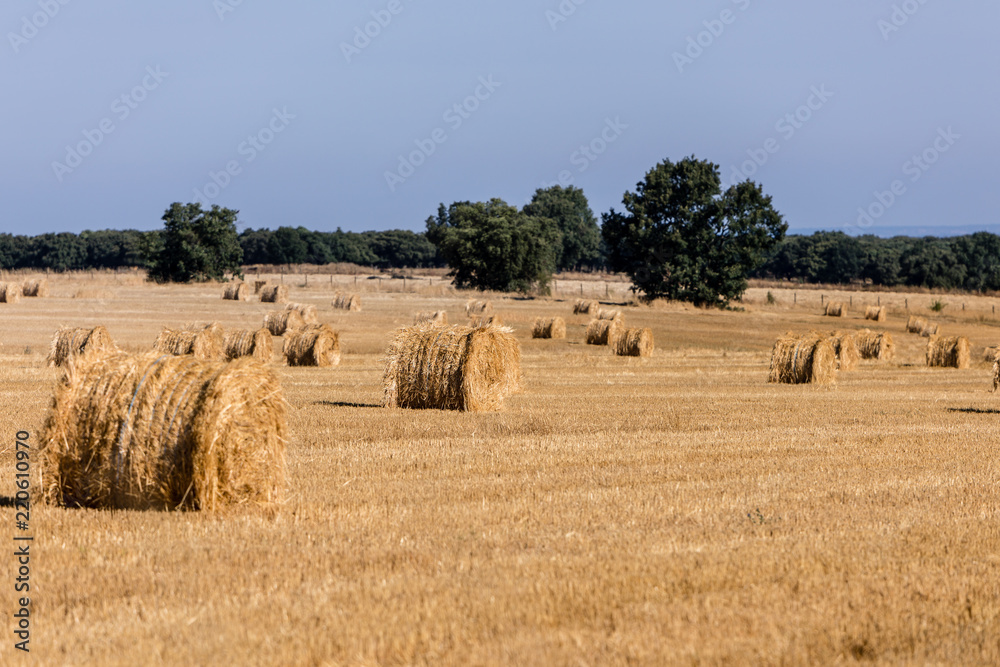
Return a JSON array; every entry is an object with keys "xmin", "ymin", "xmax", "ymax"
[
  {"xmin": 994, "ymin": 358, "xmax": 1000, "ymax": 392},
  {"xmin": 864, "ymin": 306, "xmax": 886, "ymax": 322},
  {"xmin": 573, "ymin": 299, "xmax": 599, "ymax": 315},
  {"xmin": 282, "ymin": 324, "xmax": 341, "ymax": 367},
  {"xmin": 39, "ymin": 352, "xmax": 287, "ymax": 510},
  {"xmin": 382, "ymin": 323, "xmax": 521, "ymax": 412},
  {"xmin": 153, "ymin": 324, "xmax": 225, "ymax": 361},
  {"xmin": 531, "ymin": 317, "xmax": 566, "ymax": 339},
  {"xmin": 984, "ymin": 346, "xmax": 999, "ymax": 363},
  {"xmin": 920, "ymin": 321, "xmax": 940, "ymax": 337},
  {"xmin": 260, "ymin": 284, "xmax": 288, "ymax": 303},
  {"xmin": 0, "ymin": 282, "xmax": 22, "ymax": 304},
  {"xmin": 284, "ymin": 302, "xmax": 318, "ymax": 325},
  {"xmin": 263, "ymin": 309, "xmax": 306, "ymax": 336},
  {"xmin": 857, "ymin": 330, "xmax": 896, "ymax": 361},
  {"xmin": 597, "ymin": 309, "xmax": 622, "ymax": 321},
  {"xmin": 22, "ymin": 279, "xmax": 49, "ymax": 297},
  {"xmin": 586, "ymin": 318, "xmax": 624, "ymax": 346},
  {"xmin": 47, "ymin": 326, "xmax": 117, "ymax": 367},
  {"xmin": 906, "ymin": 316, "xmax": 927, "ymax": 334},
  {"xmin": 768, "ymin": 334, "xmax": 837, "ymax": 385},
  {"xmin": 824, "ymin": 302, "xmax": 845, "ymax": 317},
  {"xmin": 223, "ymin": 328, "xmax": 273, "ymax": 363},
  {"xmin": 824, "ymin": 331, "xmax": 860, "ymax": 371},
  {"xmin": 926, "ymin": 336, "xmax": 970, "ymax": 369},
  {"xmin": 465, "ymin": 299, "xmax": 493, "ymax": 317},
  {"xmin": 222, "ymin": 281, "xmax": 250, "ymax": 301},
  {"xmin": 253, "ymin": 280, "xmax": 268, "ymax": 294},
  {"xmin": 414, "ymin": 310, "xmax": 448, "ymax": 326},
  {"xmin": 614, "ymin": 327, "xmax": 654, "ymax": 357},
  {"xmin": 470, "ymin": 314, "xmax": 503, "ymax": 328},
  {"xmin": 332, "ymin": 293, "xmax": 361, "ymax": 311}
]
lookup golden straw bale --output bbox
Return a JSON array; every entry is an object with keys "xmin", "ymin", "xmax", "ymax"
[
  {"xmin": 414, "ymin": 310, "xmax": 448, "ymax": 326},
  {"xmin": 222, "ymin": 281, "xmax": 250, "ymax": 301},
  {"xmin": 920, "ymin": 321, "xmax": 939, "ymax": 337},
  {"xmin": 263, "ymin": 309, "xmax": 306, "ymax": 336},
  {"xmin": 465, "ymin": 299, "xmax": 493, "ymax": 317},
  {"xmin": 824, "ymin": 331, "xmax": 860, "ymax": 371},
  {"xmin": 906, "ymin": 316, "xmax": 926, "ymax": 334},
  {"xmin": 470, "ymin": 314, "xmax": 503, "ymax": 328},
  {"xmin": 153, "ymin": 324, "xmax": 225, "ymax": 361},
  {"xmin": 260, "ymin": 284, "xmax": 288, "ymax": 303},
  {"xmin": 824, "ymin": 302, "xmax": 845, "ymax": 317},
  {"xmin": 22, "ymin": 279, "xmax": 49, "ymax": 297},
  {"xmin": 39, "ymin": 351, "xmax": 287, "ymax": 510},
  {"xmin": 856, "ymin": 330, "xmax": 896, "ymax": 361},
  {"xmin": 597, "ymin": 309, "xmax": 622, "ymax": 321},
  {"xmin": 585, "ymin": 318, "xmax": 624, "ymax": 346},
  {"xmin": 285, "ymin": 302, "xmax": 318, "ymax": 325},
  {"xmin": 531, "ymin": 317, "xmax": 566, "ymax": 339},
  {"xmin": 0, "ymin": 282, "xmax": 22, "ymax": 304},
  {"xmin": 282, "ymin": 324, "xmax": 341, "ymax": 367},
  {"xmin": 984, "ymin": 346, "xmax": 999, "ymax": 363},
  {"xmin": 926, "ymin": 336, "xmax": 970, "ymax": 369},
  {"xmin": 47, "ymin": 326, "xmax": 118, "ymax": 367},
  {"xmin": 253, "ymin": 280, "xmax": 268, "ymax": 295},
  {"xmin": 614, "ymin": 327, "xmax": 654, "ymax": 357},
  {"xmin": 332, "ymin": 293, "xmax": 361, "ymax": 311},
  {"xmin": 224, "ymin": 328, "xmax": 274, "ymax": 363},
  {"xmin": 864, "ymin": 306, "xmax": 886, "ymax": 322},
  {"xmin": 382, "ymin": 323, "xmax": 521, "ymax": 412},
  {"xmin": 573, "ymin": 299, "xmax": 599, "ymax": 315},
  {"xmin": 994, "ymin": 358, "xmax": 1000, "ymax": 392},
  {"xmin": 768, "ymin": 334, "xmax": 837, "ymax": 385}
]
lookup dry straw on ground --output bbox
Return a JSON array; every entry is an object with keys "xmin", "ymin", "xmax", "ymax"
[
  {"xmin": 906, "ymin": 316, "xmax": 927, "ymax": 334},
  {"xmin": 465, "ymin": 299, "xmax": 493, "ymax": 317},
  {"xmin": 222, "ymin": 281, "xmax": 250, "ymax": 301},
  {"xmin": 614, "ymin": 327, "xmax": 654, "ymax": 357},
  {"xmin": 921, "ymin": 321, "xmax": 940, "ymax": 337},
  {"xmin": 332, "ymin": 293, "xmax": 361, "ymax": 311},
  {"xmin": 470, "ymin": 314, "xmax": 503, "ymax": 328},
  {"xmin": 926, "ymin": 336, "xmax": 970, "ymax": 369},
  {"xmin": 857, "ymin": 330, "xmax": 896, "ymax": 361},
  {"xmin": 0, "ymin": 282, "xmax": 22, "ymax": 304},
  {"xmin": 153, "ymin": 323, "xmax": 225, "ymax": 360},
  {"xmin": 573, "ymin": 299, "xmax": 599, "ymax": 315},
  {"xmin": 285, "ymin": 302, "xmax": 318, "ymax": 325},
  {"xmin": 586, "ymin": 318, "xmax": 623, "ymax": 346},
  {"xmin": 47, "ymin": 326, "xmax": 117, "ymax": 367},
  {"xmin": 283, "ymin": 324, "xmax": 341, "ymax": 367},
  {"xmin": 260, "ymin": 284, "xmax": 288, "ymax": 303},
  {"xmin": 39, "ymin": 351, "xmax": 287, "ymax": 510},
  {"xmin": 414, "ymin": 310, "xmax": 448, "ymax": 326},
  {"xmin": 768, "ymin": 333, "xmax": 837, "ymax": 385},
  {"xmin": 824, "ymin": 331, "xmax": 860, "ymax": 371},
  {"xmin": 223, "ymin": 328, "xmax": 274, "ymax": 363},
  {"xmin": 73, "ymin": 288, "xmax": 115, "ymax": 300},
  {"xmin": 264, "ymin": 309, "xmax": 306, "ymax": 336},
  {"xmin": 824, "ymin": 302, "xmax": 845, "ymax": 317},
  {"xmin": 383, "ymin": 323, "xmax": 521, "ymax": 412},
  {"xmin": 22, "ymin": 278, "xmax": 49, "ymax": 297},
  {"xmin": 864, "ymin": 306, "xmax": 886, "ymax": 322},
  {"xmin": 531, "ymin": 317, "xmax": 566, "ymax": 339}
]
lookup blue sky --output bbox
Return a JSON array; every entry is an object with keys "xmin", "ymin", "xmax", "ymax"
[{"xmin": 2, "ymin": 1, "xmax": 997, "ymax": 237}]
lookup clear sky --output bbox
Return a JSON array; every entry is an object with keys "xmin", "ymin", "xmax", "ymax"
[{"xmin": 2, "ymin": 1, "xmax": 997, "ymax": 237}]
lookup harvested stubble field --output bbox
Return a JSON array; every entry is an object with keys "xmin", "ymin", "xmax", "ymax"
[{"xmin": 1, "ymin": 274, "xmax": 999, "ymax": 665}]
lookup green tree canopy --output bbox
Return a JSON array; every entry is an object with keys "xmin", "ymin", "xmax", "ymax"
[
  {"xmin": 522, "ymin": 185, "xmax": 601, "ymax": 270},
  {"xmin": 602, "ymin": 156, "xmax": 786, "ymax": 306},
  {"xmin": 147, "ymin": 203, "xmax": 243, "ymax": 282}
]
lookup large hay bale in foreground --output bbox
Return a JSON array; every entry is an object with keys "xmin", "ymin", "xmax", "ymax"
[
  {"xmin": 857, "ymin": 330, "xmax": 895, "ymax": 361},
  {"xmin": 573, "ymin": 299, "xmax": 599, "ymax": 315},
  {"xmin": 465, "ymin": 299, "xmax": 493, "ymax": 317},
  {"xmin": 0, "ymin": 282, "xmax": 22, "ymax": 304},
  {"xmin": 22, "ymin": 279, "xmax": 49, "ymax": 297},
  {"xmin": 414, "ymin": 310, "xmax": 448, "ymax": 326},
  {"xmin": 264, "ymin": 309, "xmax": 306, "ymax": 336},
  {"xmin": 926, "ymin": 336, "xmax": 970, "ymax": 369},
  {"xmin": 39, "ymin": 352, "xmax": 287, "ymax": 510},
  {"xmin": 153, "ymin": 324, "xmax": 225, "ymax": 361},
  {"xmin": 531, "ymin": 317, "xmax": 566, "ymax": 339},
  {"xmin": 332, "ymin": 293, "xmax": 361, "ymax": 311},
  {"xmin": 383, "ymin": 323, "xmax": 521, "ymax": 412},
  {"xmin": 906, "ymin": 316, "xmax": 927, "ymax": 334},
  {"xmin": 222, "ymin": 281, "xmax": 250, "ymax": 301},
  {"xmin": 47, "ymin": 326, "xmax": 117, "ymax": 367},
  {"xmin": 864, "ymin": 306, "xmax": 886, "ymax": 322},
  {"xmin": 260, "ymin": 284, "xmax": 288, "ymax": 303},
  {"xmin": 223, "ymin": 328, "xmax": 273, "ymax": 363},
  {"xmin": 825, "ymin": 331, "xmax": 860, "ymax": 371},
  {"xmin": 768, "ymin": 334, "xmax": 837, "ymax": 385},
  {"xmin": 283, "ymin": 324, "xmax": 341, "ymax": 367},
  {"xmin": 285, "ymin": 302, "xmax": 318, "ymax": 325},
  {"xmin": 824, "ymin": 302, "xmax": 845, "ymax": 317},
  {"xmin": 614, "ymin": 327, "xmax": 654, "ymax": 357},
  {"xmin": 920, "ymin": 321, "xmax": 940, "ymax": 337},
  {"xmin": 586, "ymin": 318, "xmax": 623, "ymax": 346}
]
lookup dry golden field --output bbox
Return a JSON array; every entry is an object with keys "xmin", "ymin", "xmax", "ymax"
[{"xmin": 1, "ymin": 272, "xmax": 999, "ymax": 666}]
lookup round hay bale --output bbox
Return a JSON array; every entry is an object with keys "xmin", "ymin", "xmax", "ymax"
[
  {"xmin": 465, "ymin": 299, "xmax": 493, "ymax": 317},
  {"xmin": 573, "ymin": 299, "xmax": 599, "ymax": 315},
  {"xmin": 856, "ymin": 330, "xmax": 896, "ymax": 361},
  {"xmin": 414, "ymin": 310, "xmax": 448, "ymax": 326},
  {"xmin": 768, "ymin": 334, "xmax": 837, "ymax": 385},
  {"xmin": 906, "ymin": 316, "xmax": 927, "ymax": 334},
  {"xmin": 282, "ymin": 324, "xmax": 341, "ymax": 367},
  {"xmin": 614, "ymin": 327, "xmax": 654, "ymax": 357},
  {"xmin": 260, "ymin": 284, "xmax": 288, "ymax": 303},
  {"xmin": 47, "ymin": 326, "xmax": 117, "ymax": 367},
  {"xmin": 224, "ymin": 328, "xmax": 274, "ymax": 363},
  {"xmin": 22, "ymin": 279, "xmax": 50, "ymax": 297},
  {"xmin": 824, "ymin": 302, "xmax": 845, "ymax": 317},
  {"xmin": 284, "ymin": 302, "xmax": 318, "ymax": 325},
  {"xmin": 222, "ymin": 281, "xmax": 250, "ymax": 301},
  {"xmin": 39, "ymin": 352, "xmax": 287, "ymax": 510},
  {"xmin": 824, "ymin": 331, "xmax": 860, "ymax": 371},
  {"xmin": 597, "ymin": 309, "xmax": 622, "ymax": 321},
  {"xmin": 383, "ymin": 323, "xmax": 521, "ymax": 412},
  {"xmin": 153, "ymin": 324, "xmax": 225, "ymax": 361},
  {"xmin": 253, "ymin": 280, "xmax": 268, "ymax": 295},
  {"xmin": 332, "ymin": 293, "xmax": 361, "ymax": 311},
  {"xmin": 532, "ymin": 317, "xmax": 566, "ymax": 339},
  {"xmin": 927, "ymin": 335, "xmax": 970, "ymax": 369},
  {"xmin": 585, "ymin": 318, "xmax": 623, "ymax": 346},
  {"xmin": 864, "ymin": 305, "xmax": 886, "ymax": 322},
  {"xmin": 920, "ymin": 321, "xmax": 940, "ymax": 337},
  {"xmin": 984, "ymin": 346, "xmax": 999, "ymax": 364},
  {"xmin": 0, "ymin": 282, "xmax": 23, "ymax": 304},
  {"xmin": 263, "ymin": 309, "xmax": 306, "ymax": 336},
  {"xmin": 470, "ymin": 314, "xmax": 503, "ymax": 328}
]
